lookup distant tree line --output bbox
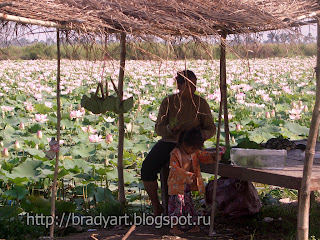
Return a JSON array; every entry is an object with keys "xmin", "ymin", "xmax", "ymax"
[{"xmin": 0, "ymin": 41, "xmax": 316, "ymax": 61}]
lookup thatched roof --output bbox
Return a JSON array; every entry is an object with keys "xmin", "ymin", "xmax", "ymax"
[{"xmin": 0, "ymin": 0, "xmax": 320, "ymax": 37}]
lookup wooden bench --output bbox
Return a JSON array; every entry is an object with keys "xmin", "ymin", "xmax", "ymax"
[{"xmin": 159, "ymin": 140, "xmax": 320, "ymax": 215}]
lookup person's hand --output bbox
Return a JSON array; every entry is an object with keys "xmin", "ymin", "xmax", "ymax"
[
  {"xmin": 191, "ymin": 174, "xmax": 197, "ymax": 181},
  {"xmin": 170, "ymin": 125, "xmax": 181, "ymax": 134}
]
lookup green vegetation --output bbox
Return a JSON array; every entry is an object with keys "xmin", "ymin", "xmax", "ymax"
[{"xmin": 0, "ymin": 42, "xmax": 316, "ymax": 60}]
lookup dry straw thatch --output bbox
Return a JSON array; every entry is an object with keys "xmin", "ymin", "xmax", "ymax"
[{"xmin": 0, "ymin": 0, "xmax": 320, "ymax": 37}]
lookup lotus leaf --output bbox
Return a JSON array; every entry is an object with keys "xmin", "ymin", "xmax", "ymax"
[
  {"xmin": 16, "ymin": 94, "xmax": 27, "ymax": 102},
  {"xmin": 3, "ymin": 185, "xmax": 29, "ymax": 200},
  {"xmin": 284, "ymin": 122, "xmax": 309, "ymax": 136},
  {"xmin": 106, "ymin": 168, "xmax": 139, "ymax": 184},
  {"xmin": 23, "ymin": 195, "xmax": 51, "ymax": 215},
  {"xmin": 71, "ymin": 145, "xmax": 96, "ymax": 158},
  {"xmin": 93, "ymin": 187, "xmax": 116, "ymax": 203},
  {"xmin": 9, "ymin": 159, "xmax": 46, "ymax": 181},
  {"xmin": 55, "ymin": 201, "xmax": 77, "ymax": 214},
  {"xmin": 3, "ymin": 116, "xmax": 20, "ymax": 126},
  {"xmin": 35, "ymin": 104, "xmax": 52, "ymax": 114},
  {"xmin": 0, "ymin": 206, "xmax": 23, "ymax": 220}
]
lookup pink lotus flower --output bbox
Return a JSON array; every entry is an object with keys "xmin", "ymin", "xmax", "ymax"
[
  {"xmin": 236, "ymin": 124, "xmax": 242, "ymax": 132},
  {"xmin": 104, "ymin": 117, "xmax": 115, "ymax": 123},
  {"xmin": 1, "ymin": 106, "xmax": 14, "ymax": 112},
  {"xmin": 45, "ymin": 102, "xmax": 53, "ymax": 108},
  {"xmin": 19, "ymin": 123, "xmax": 25, "ymax": 130},
  {"xmin": 270, "ymin": 110, "xmax": 276, "ymax": 118},
  {"xmin": 37, "ymin": 130, "xmax": 43, "ymax": 139},
  {"xmin": 89, "ymin": 134, "xmax": 102, "ymax": 143},
  {"xmin": 3, "ymin": 148, "xmax": 9, "ymax": 157},
  {"xmin": 265, "ymin": 112, "xmax": 271, "ymax": 119},
  {"xmin": 35, "ymin": 114, "xmax": 49, "ymax": 123},
  {"xmin": 24, "ymin": 102, "xmax": 34, "ymax": 112},
  {"xmin": 88, "ymin": 125, "xmax": 97, "ymax": 134},
  {"xmin": 289, "ymin": 114, "xmax": 301, "ymax": 120},
  {"xmin": 34, "ymin": 93, "xmax": 43, "ymax": 100},
  {"xmin": 14, "ymin": 141, "xmax": 20, "ymax": 150},
  {"xmin": 105, "ymin": 134, "xmax": 113, "ymax": 144},
  {"xmin": 80, "ymin": 126, "xmax": 88, "ymax": 133},
  {"xmin": 70, "ymin": 110, "xmax": 85, "ymax": 119},
  {"xmin": 207, "ymin": 94, "xmax": 215, "ymax": 100},
  {"xmin": 149, "ymin": 113, "xmax": 157, "ymax": 121},
  {"xmin": 303, "ymin": 105, "xmax": 308, "ymax": 113},
  {"xmin": 81, "ymin": 126, "xmax": 97, "ymax": 133},
  {"xmin": 46, "ymin": 138, "xmax": 64, "ymax": 145}
]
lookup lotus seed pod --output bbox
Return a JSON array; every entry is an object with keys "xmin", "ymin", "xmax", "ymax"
[
  {"xmin": 19, "ymin": 123, "xmax": 25, "ymax": 130},
  {"xmin": 37, "ymin": 130, "xmax": 42, "ymax": 139},
  {"xmin": 14, "ymin": 141, "xmax": 20, "ymax": 150},
  {"xmin": 3, "ymin": 148, "xmax": 9, "ymax": 157}
]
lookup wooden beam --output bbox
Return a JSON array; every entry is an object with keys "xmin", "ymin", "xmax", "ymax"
[
  {"xmin": 0, "ymin": 13, "xmax": 66, "ymax": 29},
  {"xmin": 117, "ymin": 32, "xmax": 126, "ymax": 206},
  {"xmin": 50, "ymin": 28, "xmax": 61, "ymax": 239},
  {"xmin": 297, "ymin": 19, "xmax": 320, "ymax": 240}
]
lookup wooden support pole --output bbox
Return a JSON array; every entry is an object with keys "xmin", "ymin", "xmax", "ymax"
[
  {"xmin": 49, "ymin": 28, "xmax": 61, "ymax": 239},
  {"xmin": 117, "ymin": 32, "xmax": 126, "ymax": 206},
  {"xmin": 297, "ymin": 20, "xmax": 320, "ymax": 240},
  {"xmin": 208, "ymin": 99, "xmax": 223, "ymax": 236},
  {"xmin": 220, "ymin": 32, "xmax": 230, "ymax": 147},
  {"xmin": 209, "ymin": 31, "xmax": 229, "ymax": 236}
]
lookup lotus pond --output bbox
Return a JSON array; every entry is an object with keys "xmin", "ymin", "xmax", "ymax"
[{"xmin": 0, "ymin": 57, "xmax": 316, "ymax": 232}]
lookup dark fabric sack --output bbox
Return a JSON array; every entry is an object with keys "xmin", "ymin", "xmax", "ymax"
[{"xmin": 205, "ymin": 177, "xmax": 262, "ymax": 217}]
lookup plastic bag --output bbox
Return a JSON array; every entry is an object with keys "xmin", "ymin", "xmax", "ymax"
[{"xmin": 205, "ymin": 177, "xmax": 262, "ymax": 217}]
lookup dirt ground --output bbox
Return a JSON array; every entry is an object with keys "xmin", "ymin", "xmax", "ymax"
[{"xmin": 56, "ymin": 225, "xmax": 214, "ymax": 240}]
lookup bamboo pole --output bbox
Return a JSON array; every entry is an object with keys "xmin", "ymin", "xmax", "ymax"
[
  {"xmin": 208, "ymin": 99, "xmax": 223, "ymax": 236},
  {"xmin": 208, "ymin": 33, "xmax": 228, "ymax": 236},
  {"xmin": 0, "ymin": 13, "xmax": 65, "ymax": 29},
  {"xmin": 117, "ymin": 32, "xmax": 126, "ymax": 206},
  {"xmin": 220, "ymin": 32, "xmax": 230, "ymax": 147},
  {"xmin": 297, "ymin": 19, "xmax": 320, "ymax": 240},
  {"xmin": 49, "ymin": 28, "xmax": 61, "ymax": 239}
]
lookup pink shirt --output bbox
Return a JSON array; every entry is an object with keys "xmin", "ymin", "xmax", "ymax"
[{"xmin": 168, "ymin": 147, "xmax": 225, "ymax": 195}]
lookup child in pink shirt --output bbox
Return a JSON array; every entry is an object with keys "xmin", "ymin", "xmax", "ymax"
[{"xmin": 168, "ymin": 128, "xmax": 224, "ymax": 234}]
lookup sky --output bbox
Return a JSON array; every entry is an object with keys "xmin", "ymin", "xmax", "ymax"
[{"xmin": 13, "ymin": 23, "xmax": 319, "ymax": 44}]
